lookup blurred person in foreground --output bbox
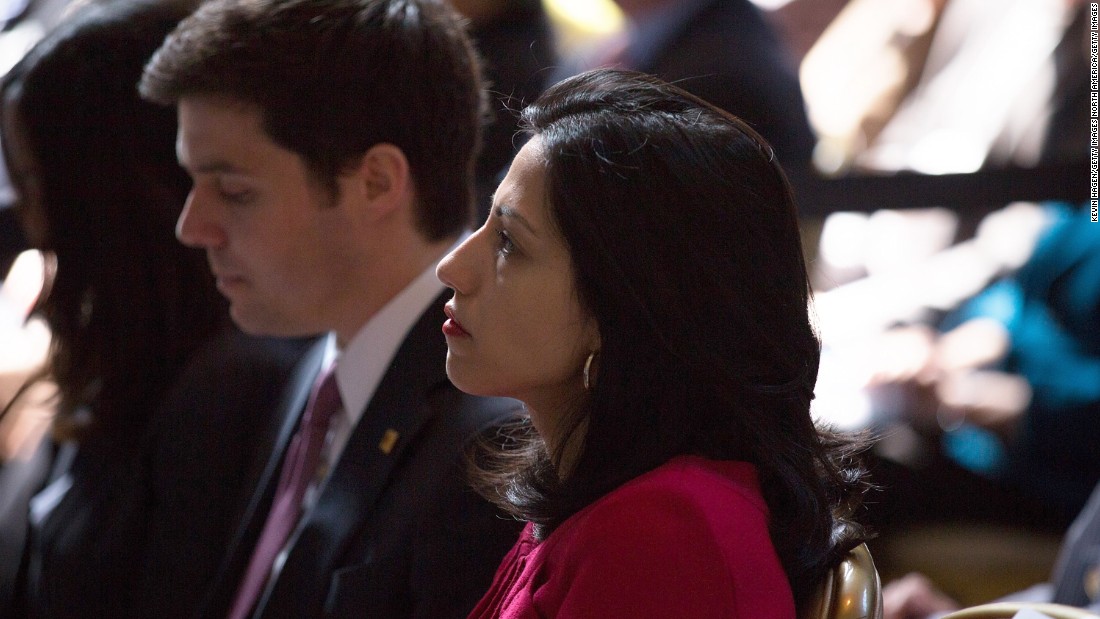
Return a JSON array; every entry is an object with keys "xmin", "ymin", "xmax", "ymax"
[
  {"xmin": 884, "ymin": 479, "xmax": 1100, "ymax": 618},
  {"xmin": 436, "ymin": 68, "xmax": 872, "ymax": 618},
  {"xmin": 0, "ymin": 0, "xmax": 311, "ymax": 615},
  {"xmin": 139, "ymin": 0, "xmax": 522, "ymax": 616}
]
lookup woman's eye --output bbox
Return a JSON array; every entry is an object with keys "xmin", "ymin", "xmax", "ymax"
[{"xmin": 496, "ymin": 229, "xmax": 515, "ymax": 257}]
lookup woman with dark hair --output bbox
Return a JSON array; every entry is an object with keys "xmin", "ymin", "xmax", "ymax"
[
  {"xmin": 0, "ymin": 0, "xmax": 309, "ymax": 615},
  {"xmin": 437, "ymin": 68, "xmax": 872, "ymax": 618},
  {"xmin": 1, "ymin": 0, "xmax": 221, "ymax": 447}
]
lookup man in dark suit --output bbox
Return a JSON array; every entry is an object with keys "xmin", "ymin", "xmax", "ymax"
[
  {"xmin": 582, "ymin": 0, "xmax": 816, "ymax": 173},
  {"xmin": 449, "ymin": 0, "xmax": 557, "ymax": 221},
  {"xmin": 138, "ymin": 0, "xmax": 522, "ymax": 616}
]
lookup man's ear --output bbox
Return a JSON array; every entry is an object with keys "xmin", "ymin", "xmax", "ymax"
[{"xmin": 353, "ymin": 143, "xmax": 412, "ymax": 216}]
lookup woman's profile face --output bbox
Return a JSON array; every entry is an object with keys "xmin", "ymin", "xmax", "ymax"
[
  {"xmin": 2, "ymin": 96, "xmax": 48, "ymax": 248},
  {"xmin": 437, "ymin": 136, "xmax": 599, "ymax": 440}
]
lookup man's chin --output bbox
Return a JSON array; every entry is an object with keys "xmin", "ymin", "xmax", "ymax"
[
  {"xmin": 229, "ymin": 305, "xmax": 325, "ymax": 339},
  {"xmin": 228, "ymin": 305, "xmax": 284, "ymax": 337}
]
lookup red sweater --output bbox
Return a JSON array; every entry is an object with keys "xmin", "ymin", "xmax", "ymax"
[{"xmin": 468, "ymin": 455, "xmax": 795, "ymax": 618}]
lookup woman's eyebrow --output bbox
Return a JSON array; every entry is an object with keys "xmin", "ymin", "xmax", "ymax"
[{"xmin": 495, "ymin": 203, "xmax": 538, "ymax": 237}]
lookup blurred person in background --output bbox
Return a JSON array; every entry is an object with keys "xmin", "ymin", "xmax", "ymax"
[
  {"xmin": 801, "ymin": 0, "xmax": 1088, "ymax": 175},
  {"xmin": 558, "ymin": 0, "xmax": 816, "ymax": 182},
  {"xmin": 853, "ymin": 201, "xmax": 1100, "ymax": 617},
  {"xmin": 0, "ymin": 0, "xmax": 312, "ymax": 614},
  {"xmin": 865, "ymin": 202, "xmax": 1100, "ymax": 524},
  {"xmin": 447, "ymin": 0, "xmax": 556, "ymax": 221}
]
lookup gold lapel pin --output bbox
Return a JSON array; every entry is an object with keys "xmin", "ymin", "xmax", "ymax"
[{"xmin": 378, "ymin": 429, "xmax": 400, "ymax": 455}]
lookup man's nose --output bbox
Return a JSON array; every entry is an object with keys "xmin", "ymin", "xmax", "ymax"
[{"xmin": 176, "ymin": 189, "xmax": 227, "ymax": 249}]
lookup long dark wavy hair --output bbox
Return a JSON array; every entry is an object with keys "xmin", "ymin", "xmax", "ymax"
[
  {"xmin": 0, "ymin": 0, "xmax": 225, "ymax": 444},
  {"xmin": 470, "ymin": 68, "xmax": 872, "ymax": 610}
]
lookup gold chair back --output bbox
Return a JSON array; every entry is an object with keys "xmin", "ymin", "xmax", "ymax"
[{"xmin": 800, "ymin": 543, "xmax": 883, "ymax": 619}]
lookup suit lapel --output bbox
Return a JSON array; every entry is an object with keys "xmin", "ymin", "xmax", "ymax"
[
  {"xmin": 256, "ymin": 294, "xmax": 453, "ymax": 614},
  {"xmin": 197, "ymin": 336, "xmax": 329, "ymax": 618}
]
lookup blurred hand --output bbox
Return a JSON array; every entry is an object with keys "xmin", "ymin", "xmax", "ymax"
[
  {"xmin": 864, "ymin": 325, "xmax": 943, "ymax": 430},
  {"xmin": 883, "ymin": 573, "xmax": 961, "ymax": 619},
  {"xmin": 934, "ymin": 369, "xmax": 1031, "ymax": 435},
  {"xmin": 932, "ymin": 318, "xmax": 1009, "ymax": 374},
  {"xmin": 865, "ymin": 318, "xmax": 1029, "ymax": 435}
]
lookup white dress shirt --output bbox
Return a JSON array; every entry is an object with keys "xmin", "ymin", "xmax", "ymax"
[{"xmin": 310, "ymin": 234, "xmax": 467, "ymax": 503}]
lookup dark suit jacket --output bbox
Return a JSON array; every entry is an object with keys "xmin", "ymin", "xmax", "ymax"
[
  {"xmin": 468, "ymin": 0, "xmax": 555, "ymax": 220},
  {"xmin": 1051, "ymin": 481, "xmax": 1100, "ymax": 608},
  {"xmin": 199, "ymin": 294, "xmax": 524, "ymax": 619},
  {"xmin": 0, "ymin": 329, "xmax": 313, "ymax": 619},
  {"xmin": 630, "ymin": 0, "xmax": 816, "ymax": 172}
]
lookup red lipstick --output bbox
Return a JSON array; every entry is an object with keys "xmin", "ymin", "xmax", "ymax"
[{"xmin": 442, "ymin": 305, "xmax": 470, "ymax": 338}]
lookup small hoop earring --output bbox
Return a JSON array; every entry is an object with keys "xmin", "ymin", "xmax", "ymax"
[{"xmin": 583, "ymin": 351, "xmax": 598, "ymax": 391}]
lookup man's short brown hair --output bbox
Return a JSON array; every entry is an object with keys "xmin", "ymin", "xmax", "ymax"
[{"xmin": 140, "ymin": 0, "xmax": 485, "ymax": 240}]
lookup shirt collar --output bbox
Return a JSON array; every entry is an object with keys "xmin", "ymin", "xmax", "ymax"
[{"xmin": 331, "ymin": 232, "xmax": 468, "ymax": 424}]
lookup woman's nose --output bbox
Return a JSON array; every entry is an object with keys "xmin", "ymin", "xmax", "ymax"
[{"xmin": 436, "ymin": 229, "xmax": 481, "ymax": 295}]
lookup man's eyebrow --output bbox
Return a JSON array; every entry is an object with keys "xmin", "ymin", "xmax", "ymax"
[
  {"xmin": 495, "ymin": 203, "xmax": 538, "ymax": 237},
  {"xmin": 175, "ymin": 144, "xmax": 245, "ymax": 175},
  {"xmin": 187, "ymin": 161, "xmax": 246, "ymax": 175}
]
